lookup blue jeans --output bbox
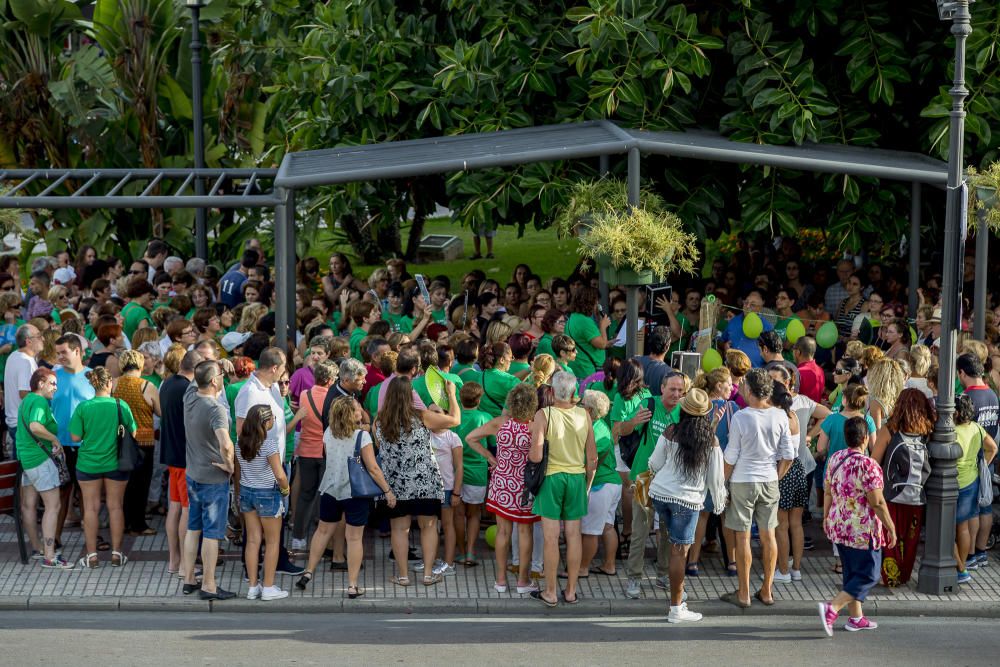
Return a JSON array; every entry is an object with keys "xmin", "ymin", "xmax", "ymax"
[
  {"xmin": 652, "ymin": 499, "xmax": 700, "ymax": 545},
  {"xmin": 187, "ymin": 477, "xmax": 230, "ymax": 540}
]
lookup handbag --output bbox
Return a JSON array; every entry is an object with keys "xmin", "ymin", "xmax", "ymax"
[
  {"xmin": 978, "ymin": 431, "xmax": 994, "ymax": 508},
  {"xmin": 20, "ymin": 412, "xmax": 70, "ymax": 487},
  {"xmin": 521, "ymin": 408, "xmax": 550, "ymax": 507},
  {"xmin": 347, "ymin": 431, "xmax": 384, "ymax": 499},
  {"xmin": 633, "ymin": 469, "xmax": 654, "ymax": 510},
  {"xmin": 115, "ymin": 399, "xmax": 143, "ymax": 473}
]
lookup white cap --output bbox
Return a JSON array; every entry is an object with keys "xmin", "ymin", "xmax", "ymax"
[
  {"xmin": 53, "ymin": 267, "xmax": 76, "ymax": 285},
  {"xmin": 220, "ymin": 331, "xmax": 251, "ymax": 353}
]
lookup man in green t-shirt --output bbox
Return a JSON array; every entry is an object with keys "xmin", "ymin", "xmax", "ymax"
[
  {"xmin": 621, "ymin": 372, "xmax": 685, "ymax": 598},
  {"xmin": 121, "ymin": 279, "xmax": 157, "ymax": 341}
]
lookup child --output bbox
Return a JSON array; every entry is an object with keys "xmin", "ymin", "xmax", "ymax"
[
  {"xmin": 430, "ymin": 424, "xmax": 463, "ymax": 575},
  {"xmin": 451, "ymin": 382, "xmax": 491, "ymax": 566},
  {"xmin": 25, "ymin": 271, "xmax": 52, "ymax": 320}
]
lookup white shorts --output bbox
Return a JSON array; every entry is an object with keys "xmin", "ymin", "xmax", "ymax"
[
  {"xmin": 581, "ymin": 483, "xmax": 622, "ymax": 535},
  {"xmin": 613, "ymin": 445, "xmax": 630, "ymax": 473},
  {"xmin": 22, "ymin": 458, "xmax": 61, "ymax": 493},
  {"xmin": 461, "ymin": 484, "xmax": 487, "ymax": 505}
]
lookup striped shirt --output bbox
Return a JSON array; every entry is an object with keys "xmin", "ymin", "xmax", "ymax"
[{"xmin": 237, "ymin": 437, "xmax": 279, "ymax": 489}]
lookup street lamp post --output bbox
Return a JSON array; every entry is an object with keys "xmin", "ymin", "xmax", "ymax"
[
  {"xmin": 187, "ymin": 0, "xmax": 208, "ymax": 260},
  {"xmin": 917, "ymin": 0, "xmax": 973, "ymax": 595}
]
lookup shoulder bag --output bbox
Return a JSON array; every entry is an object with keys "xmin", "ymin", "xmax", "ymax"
[
  {"xmin": 521, "ymin": 408, "xmax": 550, "ymax": 507},
  {"xmin": 305, "ymin": 390, "xmax": 328, "ymax": 459},
  {"xmin": 19, "ymin": 412, "xmax": 70, "ymax": 487},
  {"xmin": 348, "ymin": 431, "xmax": 384, "ymax": 499},
  {"xmin": 978, "ymin": 430, "xmax": 994, "ymax": 507},
  {"xmin": 116, "ymin": 399, "xmax": 143, "ymax": 473},
  {"xmin": 619, "ymin": 396, "xmax": 657, "ymax": 468}
]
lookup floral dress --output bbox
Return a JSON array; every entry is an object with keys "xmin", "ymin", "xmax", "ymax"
[
  {"xmin": 824, "ymin": 449, "xmax": 886, "ymax": 550},
  {"xmin": 375, "ymin": 418, "xmax": 445, "ymax": 502},
  {"xmin": 486, "ymin": 418, "xmax": 538, "ymax": 523}
]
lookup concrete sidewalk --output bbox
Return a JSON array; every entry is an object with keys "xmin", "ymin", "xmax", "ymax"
[{"xmin": 2, "ymin": 514, "xmax": 999, "ymax": 617}]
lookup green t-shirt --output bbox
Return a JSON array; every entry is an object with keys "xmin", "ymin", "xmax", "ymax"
[
  {"xmin": 226, "ymin": 380, "xmax": 247, "ymax": 441},
  {"xmin": 628, "ymin": 399, "xmax": 681, "ymax": 480},
  {"xmin": 71, "ymin": 397, "xmax": 138, "ymax": 475},
  {"xmin": 121, "ymin": 301, "xmax": 153, "ymax": 340},
  {"xmin": 430, "ymin": 308, "xmax": 449, "ymax": 327},
  {"xmin": 349, "ymin": 327, "xmax": 367, "ymax": 361},
  {"xmin": 610, "ymin": 388, "xmax": 652, "ymax": 427},
  {"xmin": 585, "ymin": 379, "xmax": 619, "ymax": 425},
  {"xmin": 16, "ymin": 393, "xmax": 58, "ymax": 471},
  {"xmin": 591, "ymin": 419, "xmax": 621, "ymax": 487},
  {"xmin": 672, "ymin": 313, "xmax": 696, "ymax": 353},
  {"xmin": 455, "ymin": 364, "xmax": 479, "ymax": 383},
  {"xmin": 141, "ymin": 374, "xmax": 162, "ymax": 389},
  {"xmin": 535, "ymin": 333, "xmax": 554, "ymax": 360},
  {"xmin": 383, "ymin": 311, "xmax": 414, "ymax": 333},
  {"xmin": 283, "ymin": 396, "xmax": 296, "ymax": 459},
  {"xmin": 453, "ymin": 408, "xmax": 492, "ymax": 487},
  {"xmin": 412, "ymin": 371, "xmax": 464, "ymax": 410},
  {"xmin": 565, "ymin": 313, "xmax": 605, "ymax": 379},
  {"xmin": 774, "ymin": 315, "xmax": 800, "ymax": 341},
  {"xmin": 364, "ymin": 381, "xmax": 381, "ymax": 419},
  {"xmin": 508, "ymin": 360, "xmax": 531, "ymax": 378},
  {"xmin": 478, "ymin": 369, "xmax": 521, "ymax": 418}
]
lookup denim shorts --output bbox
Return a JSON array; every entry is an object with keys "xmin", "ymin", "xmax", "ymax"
[
  {"xmin": 21, "ymin": 458, "xmax": 61, "ymax": 493},
  {"xmin": 956, "ymin": 480, "xmax": 980, "ymax": 524},
  {"xmin": 186, "ymin": 477, "xmax": 230, "ymax": 540},
  {"xmin": 239, "ymin": 485, "xmax": 284, "ymax": 519},
  {"xmin": 652, "ymin": 499, "xmax": 700, "ymax": 545}
]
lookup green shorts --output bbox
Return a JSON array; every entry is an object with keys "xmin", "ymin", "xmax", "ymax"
[{"xmin": 532, "ymin": 472, "xmax": 588, "ymax": 521}]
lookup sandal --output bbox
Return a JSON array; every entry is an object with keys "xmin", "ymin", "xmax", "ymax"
[
  {"xmin": 295, "ymin": 572, "xmax": 313, "ymax": 590},
  {"xmin": 78, "ymin": 552, "xmax": 99, "ymax": 569},
  {"xmin": 422, "ymin": 573, "xmax": 443, "ymax": 586},
  {"xmin": 110, "ymin": 551, "xmax": 128, "ymax": 567},
  {"xmin": 391, "ymin": 576, "xmax": 411, "ymax": 587},
  {"xmin": 529, "ymin": 590, "xmax": 558, "ymax": 607},
  {"xmin": 463, "ymin": 553, "xmax": 479, "ymax": 567},
  {"xmin": 720, "ymin": 591, "xmax": 751, "ymax": 609},
  {"xmin": 726, "ymin": 563, "xmax": 738, "ymax": 577},
  {"xmin": 754, "ymin": 590, "xmax": 775, "ymax": 606},
  {"xmin": 96, "ymin": 536, "xmax": 111, "ymax": 552},
  {"xmin": 589, "ymin": 567, "xmax": 615, "ymax": 576},
  {"xmin": 347, "ymin": 586, "xmax": 365, "ymax": 599},
  {"xmin": 561, "ymin": 591, "xmax": 581, "ymax": 605},
  {"xmin": 685, "ymin": 562, "xmax": 700, "ymax": 577},
  {"xmin": 832, "ymin": 563, "xmax": 843, "ymax": 575}
]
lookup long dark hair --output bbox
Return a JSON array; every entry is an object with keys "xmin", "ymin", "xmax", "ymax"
[
  {"xmin": 669, "ymin": 411, "xmax": 715, "ymax": 482},
  {"xmin": 375, "ymin": 376, "xmax": 420, "ymax": 444},
  {"xmin": 238, "ymin": 404, "xmax": 273, "ymax": 462},
  {"xmin": 616, "ymin": 358, "xmax": 644, "ymax": 399}
]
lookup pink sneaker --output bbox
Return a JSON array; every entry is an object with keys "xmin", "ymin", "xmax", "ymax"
[
  {"xmin": 845, "ymin": 616, "xmax": 878, "ymax": 632},
  {"xmin": 818, "ymin": 602, "xmax": 837, "ymax": 637}
]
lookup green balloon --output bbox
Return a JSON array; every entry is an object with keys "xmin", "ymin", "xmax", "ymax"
[
  {"xmin": 742, "ymin": 312, "xmax": 764, "ymax": 339},
  {"xmin": 702, "ymin": 348, "xmax": 723, "ymax": 372},
  {"xmin": 485, "ymin": 524, "xmax": 497, "ymax": 549},
  {"xmin": 785, "ymin": 318, "xmax": 806, "ymax": 344},
  {"xmin": 910, "ymin": 326, "xmax": 917, "ymax": 345},
  {"xmin": 816, "ymin": 321, "xmax": 839, "ymax": 349}
]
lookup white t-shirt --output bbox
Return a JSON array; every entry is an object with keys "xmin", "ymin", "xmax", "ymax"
[
  {"xmin": 235, "ymin": 373, "xmax": 285, "ymax": 463},
  {"xmin": 4, "ymin": 350, "xmax": 37, "ymax": 429},
  {"xmin": 430, "ymin": 430, "xmax": 462, "ymax": 490},
  {"xmin": 724, "ymin": 406, "xmax": 796, "ymax": 483},
  {"xmin": 790, "ymin": 394, "xmax": 819, "ymax": 475},
  {"xmin": 319, "ymin": 428, "xmax": 373, "ymax": 500}
]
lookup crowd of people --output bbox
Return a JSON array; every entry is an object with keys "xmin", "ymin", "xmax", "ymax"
[{"xmin": 2, "ymin": 236, "xmax": 998, "ymax": 630}]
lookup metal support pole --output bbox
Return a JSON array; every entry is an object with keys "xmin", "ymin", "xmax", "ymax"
[
  {"xmin": 908, "ymin": 182, "xmax": 922, "ymax": 319},
  {"xmin": 918, "ymin": 0, "xmax": 971, "ymax": 596},
  {"xmin": 284, "ymin": 189, "xmax": 297, "ymax": 345},
  {"xmin": 625, "ymin": 147, "xmax": 641, "ymax": 358},
  {"xmin": 974, "ymin": 210, "xmax": 988, "ymax": 340},
  {"xmin": 598, "ymin": 154, "xmax": 610, "ymax": 314},
  {"xmin": 274, "ymin": 187, "xmax": 292, "ymax": 348},
  {"xmin": 189, "ymin": 2, "xmax": 208, "ymax": 260}
]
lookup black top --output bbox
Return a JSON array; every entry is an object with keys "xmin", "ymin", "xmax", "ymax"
[
  {"xmin": 966, "ymin": 385, "xmax": 1000, "ymax": 440},
  {"xmin": 321, "ymin": 381, "xmax": 357, "ymax": 431},
  {"xmin": 159, "ymin": 373, "xmax": 191, "ymax": 468}
]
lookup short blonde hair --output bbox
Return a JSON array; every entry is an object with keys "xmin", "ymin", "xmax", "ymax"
[
  {"xmin": 119, "ymin": 348, "xmax": 144, "ymax": 373},
  {"xmin": 962, "ymin": 339, "xmax": 989, "ymax": 364},
  {"xmin": 47, "ymin": 285, "xmax": 67, "ymax": 302},
  {"xmin": 580, "ymin": 389, "xmax": 610, "ymax": 421},
  {"xmin": 725, "ymin": 349, "xmax": 751, "ymax": 378},
  {"xmin": 844, "ymin": 339, "xmax": 865, "ymax": 360}
]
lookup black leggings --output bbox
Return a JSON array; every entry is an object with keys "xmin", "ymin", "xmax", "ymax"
[
  {"xmin": 292, "ymin": 456, "xmax": 326, "ymax": 540},
  {"xmin": 123, "ymin": 446, "xmax": 154, "ymax": 532}
]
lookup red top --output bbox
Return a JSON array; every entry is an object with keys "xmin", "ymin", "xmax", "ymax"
[
  {"xmin": 362, "ymin": 364, "xmax": 385, "ymax": 401},
  {"xmin": 797, "ymin": 359, "xmax": 826, "ymax": 405}
]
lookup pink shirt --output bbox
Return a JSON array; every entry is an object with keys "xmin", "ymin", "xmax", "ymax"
[
  {"xmin": 376, "ymin": 373, "xmax": 427, "ymax": 413},
  {"xmin": 824, "ymin": 450, "xmax": 886, "ymax": 549}
]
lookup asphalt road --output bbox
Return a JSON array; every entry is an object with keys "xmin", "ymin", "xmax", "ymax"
[{"xmin": 2, "ymin": 612, "xmax": 997, "ymax": 665}]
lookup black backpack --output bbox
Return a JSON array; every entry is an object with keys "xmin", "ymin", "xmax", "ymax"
[
  {"xmin": 883, "ymin": 432, "xmax": 931, "ymax": 506},
  {"xmin": 619, "ymin": 396, "xmax": 657, "ymax": 468}
]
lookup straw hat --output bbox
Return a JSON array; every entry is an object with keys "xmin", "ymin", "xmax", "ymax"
[{"xmin": 680, "ymin": 387, "xmax": 712, "ymax": 417}]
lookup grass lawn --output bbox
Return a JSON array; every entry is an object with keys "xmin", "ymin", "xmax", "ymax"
[{"xmin": 305, "ymin": 218, "xmax": 583, "ymax": 286}]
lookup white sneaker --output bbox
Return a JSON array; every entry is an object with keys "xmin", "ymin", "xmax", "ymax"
[
  {"xmin": 290, "ymin": 538, "xmax": 308, "ymax": 551},
  {"xmin": 516, "ymin": 582, "xmax": 539, "ymax": 594},
  {"xmin": 667, "ymin": 603, "xmax": 703, "ymax": 623},
  {"xmin": 433, "ymin": 562, "xmax": 456, "ymax": 576},
  {"xmin": 246, "ymin": 584, "xmax": 262, "ymax": 600},
  {"xmin": 773, "ymin": 571, "xmax": 792, "ymax": 584},
  {"xmin": 790, "ymin": 569, "xmax": 802, "ymax": 581},
  {"xmin": 261, "ymin": 586, "xmax": 289, "ymax": 601}
]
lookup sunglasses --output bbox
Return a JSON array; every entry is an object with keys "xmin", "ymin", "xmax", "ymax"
[
  {"xmin": 277, "ymin": 380, "xmax": 290, "ymax": 386},
  {"xmin": 129, "ymin": 269, "xmax": 145, "ymax": 275}
]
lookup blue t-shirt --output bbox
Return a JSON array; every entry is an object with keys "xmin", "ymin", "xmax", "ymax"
[
  {"xmin": 219, "ymin": 269, "xmax": 247, "ymax": 308},
  {"xmin": 52, "ymin": 366, "xmax": 95, "ymax": 448},
  {"xmin": 711, "ymin": 398, "xmax": 739, "ymax": 450},
  {"xmin": 721, "ymin": 314, "xmax": 773, "ymax": 368}
]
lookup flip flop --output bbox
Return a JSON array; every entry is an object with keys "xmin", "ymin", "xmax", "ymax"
[
  {"xmin": 720, "ymin": 591, "xmax": 751, "ymax": 609},
  {"xmin": 754, "ymin": 590, "xmax": 775, "ymax": 606},
  {"xmin": 589, "ymin": 567, "xmax": 615, "ymax": 576},
  {"xmin": 96, "ymin": 536, "xmax": 111, "ymax": 552},
  {"xmin": 529, "ymin": 591, "xmax": 558, "ymax": 608},
  {"xmin": 557, "ymin": 572, "xmax": 588, "ymax": 580},
  {"xmin": 561, "ymin": 591, "xmax": 581, "ymax": 605}
]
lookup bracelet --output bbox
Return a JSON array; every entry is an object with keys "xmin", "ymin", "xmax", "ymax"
[{"xmin": 278, "ymin": 486, "xmax": 290, "ymax": 496}]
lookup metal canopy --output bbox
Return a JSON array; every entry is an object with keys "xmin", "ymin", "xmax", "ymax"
[
  {"xmin": 274, "ymin": 120, "xmax": 948, "ymax": 188},
  {"xmin": 0, "ymin": 168, "xmax": 279, "ymax": 209}
]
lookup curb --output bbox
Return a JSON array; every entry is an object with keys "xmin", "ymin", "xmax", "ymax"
[{"xmin": 4, "ymin": 595, "xmax": 1000, "ymax": 618}]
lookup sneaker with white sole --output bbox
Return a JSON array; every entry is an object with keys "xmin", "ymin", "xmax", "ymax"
[
  {"xmin": 773, "ymin": 571, "xmax": 792, "ymax": 584},
  {"xmin": 261, "ymin": 586, "xmax": 289, "ymax": 601},
  {"xmin": 667, "ymin": 603, "xmax": 703, "ymax": 623},
  {"xmin": 845, "ymin": 616, "xmax": 878, "ymax": 632},
  {"xmin": 976, "ymin": 552, "xmax": 990, "ymax": 568},
  {"xmin": 494, "ymin": 582, "xmax": 508, "ymax": 593},
  {"xmin": 625, "ymin": 578, "xmax": 641, "ymax": 599},
  {"xmin": 790, "ymin": 569, "xmax": 802, "ymax": 581},
  {"xmin": 40, "ymin": 556, "xmax": 74, "ymax": 570},
  {"xmin": 246, "ymin": 584, "xmax": 262, "ymax": 600},
  {"xmin": 290, "ymin": 538, "xmax": 308, "ymax": 552},
  {"xmin": 819, "ymin": 602, "xmax": 837, "ymax": 637},
  {"xmin": 516, "ymin": 582, "xmax": 539, "ymax": 594},
  {"xmin": 654, "ymin": 576, "xmax": 670, "ymax": 590},
  {"xmin": 433, "ymin": 562, "xmax": 456, "ymax": 577}
]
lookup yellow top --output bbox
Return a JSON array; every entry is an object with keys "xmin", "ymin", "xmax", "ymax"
[{"xmin": 544, "ymin": 405, "xmax": 589, "ymax": 475}]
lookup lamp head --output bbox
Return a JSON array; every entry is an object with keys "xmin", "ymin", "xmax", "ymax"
[
  {"xmin": 935, "ymin": 0, "xmax": 974, "ymax": 20},
  {"xmin": 186, "ymin": 0, "xmax": 206, "ymax": 8}
]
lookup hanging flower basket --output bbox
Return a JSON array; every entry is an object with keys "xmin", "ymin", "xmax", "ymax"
[{"xmin": 596, "ymin": 254, "xmax": 656, "ymax": 286}]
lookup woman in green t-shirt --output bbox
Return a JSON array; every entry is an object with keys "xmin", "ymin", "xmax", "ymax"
[
  {"xmin": 507, "ymin": 334, "xmax": 533, "ymax": 380},
  {"xmin": 578, "ymin": 389, "xmax": 623, "ymax": 577},
  {"xmin": 70, "ymin": 367, "xmax": 138, "ymax": 569},
  {"xmin": 476, "ymin": 342, "xmax": 522, "ymax": 418},
  {"xmin": 16, "ymin": 368, "xmax": 68, "ymax": 568},
  {"xmin": 551, "ymin": 334, "xmax": 577, "ymax": 376}
]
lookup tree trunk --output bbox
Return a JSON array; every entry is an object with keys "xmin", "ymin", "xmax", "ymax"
[
  {"xmin": 339, "ymin": 213, "xmax": 382, "ymax": 264},
  {"xmin": 404, "ymin": 206, "xmax": 426, "ymax": 262}
]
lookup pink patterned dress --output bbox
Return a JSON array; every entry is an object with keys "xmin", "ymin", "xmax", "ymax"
[{"xmin": 486, "ymin": 418, "xmax": 538, "ymax": 523}]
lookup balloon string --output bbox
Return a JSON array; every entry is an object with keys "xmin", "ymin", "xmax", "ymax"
[{"xmin": 712, "ymin": 302, "xmax": 917, "ymax": 327}]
